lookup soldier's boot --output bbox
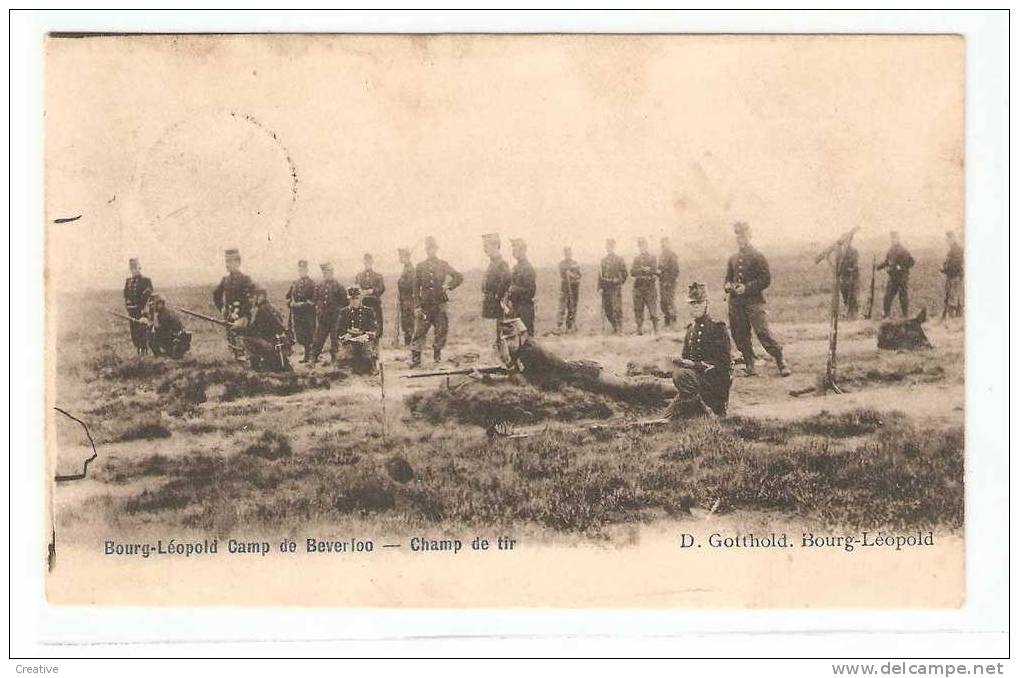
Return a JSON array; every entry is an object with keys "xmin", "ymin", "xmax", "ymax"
[
  {"xmin": 776, "ymin": 352, "xmax": 792, "ymax": 377},
  {"xmin": 433, "ymin": 347, "xmax": 442, "ymax": 363},
  {"xmin": 300, "ymin": 346, "xmax": 310, "ymax": 363},
  {"xmin": 410, "ymin": 351, "xmax": 422, "ymax": 368},
  {"xmin": 744, "ymin": 359, "xmax": 757, "ymax": 377},
  {"xmin": 651, "ymin": 318, "xmax": 659, "ymax": 335},
  {"xmin": 636, "ymin": 322, "xmax": 644, "ymax": 336}
]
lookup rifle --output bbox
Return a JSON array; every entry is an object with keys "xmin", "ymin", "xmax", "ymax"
[
  {"xmin": 178, "ymin": 307, "xmax": 233, "ymax": 328},
  {"xmin": 672, "ymin": 357, "xmax": 717, "ymax": 373},
  {"xmin": 487, "ymin": 416, "xmax": 671, "ymax": 440},
  {"xmin": 864, "ymin": 255, "xmax": 877, "ymax": 319},
  {"xmin": 107, "ymin": 310, "xmax": 150, "ymax": 326},
  {"xmin": 403, "ymin": 365, "xmax": 509, "ymax": 379}
]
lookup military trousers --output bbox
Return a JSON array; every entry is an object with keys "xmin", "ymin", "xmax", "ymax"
[
  {"xmin": 659, "ymin": 279, "xmax": 678, "ymax": 327},
  {"xmin": 727, "ymin": 300, "xmax": 783, "ymax": 367},
  {"xmin": 632, "ymin": 284, "xmax": 659, "ymax": 330},
  {"xmin": 669, "ymin": 366, "xmax": 730, "ymax": 417},
  {"xmin": 883, "ymin": 276, "xmax": 909, "ymax": 318},
  {"xmin": 398, "ymin": 297, "xmax": 415, "ymax": 345},
  {"xmin": 363, "ymin": 296, "xmax": 384, "ymax": 339},
  {"xmin": 839, "ymin": 275, "xmax": 859, "ymax": 319},
  {"xmin": 310, "ymin": 309, "xmax": 340, "ymax": 361},
  {"xmin": 943, "ymin": 276, "xmax": 963, "ymax": 318},
  {"xmin": 291, "ymin": 306, "xmax": 316, "ymax": 350},
  {"xmin": 557, "ymin": 284, "xmax": 579, "ymax": 330},
  {"xmin": 338, "ymin": 339, "xmax": 378, "ymax": 374},
  {"xmin": 513, "ymin": 300, "xmax": 536, "ymax": 336},
  {"xmin": 411, "ymin": 303, "xmax": 449, "ymax": 353},
  {"xmin": 243, "ymin": 336, "xmax": 290, "ymax": 372},
  {"xmin": 601, "ymin": 286, "xmax": 624, "ymax": 332},
  {"xmin": 127, "ymin": 309, "xmax": 149, "ymax": 353}
]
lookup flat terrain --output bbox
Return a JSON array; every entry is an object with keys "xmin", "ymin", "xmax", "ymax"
[{"xmin": 50, "ymin": 247, "xmax": 964, "ymax": 544}]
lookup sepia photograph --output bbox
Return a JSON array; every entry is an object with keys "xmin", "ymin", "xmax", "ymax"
[{"xmin": 41, "ymin": 31, "xmax": 971, "ymax": 609}]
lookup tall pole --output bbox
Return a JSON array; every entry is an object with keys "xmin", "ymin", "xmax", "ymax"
[{"xmin": 826, "ymin": 246, "xmax": 843, "ymax": 394}]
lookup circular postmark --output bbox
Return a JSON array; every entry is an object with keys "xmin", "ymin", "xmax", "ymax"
[{"xmin": 136, "ymin": 111, "xmax": 298, "ymax": 263}]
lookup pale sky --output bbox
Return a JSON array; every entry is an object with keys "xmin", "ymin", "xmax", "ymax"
[{"xmin": 45, "ymin": 34, "xmax": 963, "ymax": 289}]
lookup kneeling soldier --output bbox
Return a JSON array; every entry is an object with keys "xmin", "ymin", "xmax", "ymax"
[
  {"xmin": 336, "ymin": 287, "xmax": 378, "ymax": 374},
  {"xmin": 666, "ymin": 282, "xmax": 732, "ymax": 418},
  {"xmin": 147, "ymin": 294, "xmax": 191, "ymax": 359},
  {"xmin": 233, "ymin": 286, "xmax": 292, "ymax": 372}
]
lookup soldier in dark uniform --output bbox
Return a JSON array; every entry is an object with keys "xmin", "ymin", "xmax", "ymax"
[
  {"xmin": 665, "ymin": 282, "xmax": 732, "ymax": 418},
  {"xmin": 724, "ymin": 222, "xmax": 790, "ymax": 376},
  {"xmin": 285, "ymin": 259, "xmax": 317, "ymax": 362},
  {"xmin": 877, "ymin": 230, "xmax": 916, "ymax": 319},
  {"xmin": 508, "ymin": 238, "xmax": 537, "ymax": 336},
  {"xmin": 658, "ymin": 237, "xmax": 680, "ymax": 329},
  {"xmin": 123, "ymin": 258, "xmax": 153, "ymax": 356},
  {"xmin": 556, "ymin": 246, "xmax": 581, "ymax": 333},
  {"xmin": 146, "ymin": 293, "xmax": 191, "ymax": 359},
  {"xmin": 410, "ymin": 236, "xmax": 464, "ymax": 367},
  {"xmin": 336, "ymin": 287, "xmax": 379, "ymax": 375},
  {"xmin": 941, "ymin": 230, "xmax": 964, "ymax": 319},
  {"xmin": 481, "ymin": 233, "xmax": 512, "ymax": 342},
  {"xmin": 212, "ymin": 248, "xmax": 256, "ymax": 360},
  {"xmin": 630, "ymin": 237, "xmax": 660, "ymax": 335},
  {"xmin": 597, "ymin": 239, "xmax": 628, "ymax": 334},
  {"xmin": 354, "ymin": 253, "xmax": 386, "ymax": 340},
  {"xmin": 308, "ymin": 262, "xmax": 349, "ymax": 364},
  {"xmin": 233, "ymin": 286, "xmax": 291, "ymax": 372},
  {"xmin": 838, "ymin": 242, "xmax": 860, "ymax": 319},
  {"xmin": 396, "ymin": 248, "xmax": 416, "ymax": 346}
]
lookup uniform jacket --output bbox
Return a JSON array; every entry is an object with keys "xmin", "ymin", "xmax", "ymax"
[
  {"xmin": 482, "ymin": 255, "xmax": 512, "ymax": 319},
  {"xmin": 630, "ymin": 253, "xmax": 659, "ymax": 289},
  {"xmin": 838, "ymin": 245, "xmax": 860, "ymax": 283},
  {"xmin": 244, "ymin": 301, "xmax": 287, "ymax": 341},
  {"xmin": 213, "ymin": 271, "xmax": 255, "ymax": 318},
  {"xmin": 354, "ymin": 270, "xmax": 386, "ymax": 298},
  {"xmin": 397, "ymin": 263, "xmax": 416, "ymax": 304},
  {"xmin": 725, "ymin": 245, "xmax": 772, "ymax": 305},
  {"xmin": 286, "ymin": 276, "xmax": 317, "ymax": 309},
  {"xmin": 942, "ymin": 243, "xmax": 964, "ymax": 278},
  {"xmin": 123, "ymin": 275, "xmax": 153, "ymax": 314},
  {"xmin": 877, "ymin": 244, "xmax": 915, "ymax": 280},
  {"xmin": 558, "ymin": 258, "xmax": 582, "ymax": 289},
  {"xmin": 658, "ymin": 250, "xmax": 680, "ymax": 284},
  {"xmin": 598, "ymin": 254, "xmax": 628, "ymax": 290},
  {"xmin": 508, "ymin": 257, "xmax": 537, "ymax": 305},
  {"xmin": 336, "ymin": 305, "xmax": 378, "ymax": 337},
  {"xmin": 314, "ymin": 279, "xmax": 349, "ymax": 315},
  {"xmin": 414, "ymin": 257, "xmax": 464, "ymax": 306},
  {"xmin": 682, "ymin": 315, "xmax": 732, "ymax": 373}
]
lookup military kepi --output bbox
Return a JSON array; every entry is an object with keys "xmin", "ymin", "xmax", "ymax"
[
  {"xmin": 687, "ymin": 281, "xmax": 708, "ymax": 303},
  {"xmin": 733, "ymin": 222, "xmax": 749, "ymax": 236},
  {"xmin": 225, "ymin": 248, "xmax": 241, "ymax": 260},
  {"xmin": 482, "ymin": 233, "xmax": 500, "ymax": 246},
  {"xmin": 128, "ymin": 257, "xmax": 139, "ymax": 266},
  {"xmin": 320, "ymin": 262, "xmax": 333, "ymax": 272}
]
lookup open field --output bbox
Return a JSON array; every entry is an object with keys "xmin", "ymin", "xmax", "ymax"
[{"xmin": 50, "ymin": 246, "xmax": 964, "ymax": 543}]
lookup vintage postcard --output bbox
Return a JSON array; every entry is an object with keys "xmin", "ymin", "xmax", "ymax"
[{"xmin": 45, "ymin": 33, "xmax": 965, "ymax": 607}]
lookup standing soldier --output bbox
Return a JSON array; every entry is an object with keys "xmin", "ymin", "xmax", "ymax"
[
  {"xmin": 233, "ymin": 286, "xmax": 292, "ymax": 372},
  {"xmin": 146, "ymin": 293, "xmax": 191, "ymax": 359},
  {"xmin": 941, "ymin": 230, "xmax": 964, "ymax": 319},
  {"xmin": 597, "ymin": 239, "xmax": 628, "ymax": 334},
  {"xmin": 285, "ymin": 259, "xmax": 317, "ymax": 363},
  {"xmin": 336, "ymin": 287, "xmax": 379, "ymax": 374},
  {"xmin": 876, "ymin": 230, "xmax": 915, "ymax": 319},
  {"xmin": 396, "ymin": 248, "xmax": 416, "ymax": 346},
  {"xmin": 724, "ymin": 222, "xmax": 791, "ymax": 377},
  {"xmin": 658, "ymin": 237, "xmax": 680, "ymax": 329},
  {"xmin": 410, "ymin": 236, "xmax": 464, "ymax": 367},
  {"xmin": 308, "ymin": 262, "xmax": 349, "ymax": 364},
  {"xmin": 212, "ymin": 248, "xmax": 255, "ymax": 360},
  {"xmin": 630, "ymin": 237, "xmax": 660, "ymax": 335},
  {"xmin": 556, "ymin": 246, "xmax": 582, "ymax": 333},
  {"xmin": 838, "ymin": 241, "xmax": 861, "ymax": 319},
  {"xmin": 355, "ymin": 253, "xmax": 386, "ymax": 340},
  {"xmin": 481, "ymin": 233, "xmax": 512, "ymax": 342},
  {"xmin": 665, "ymin": 282, "xmax": 732, "ymax": 418},
  {"xmin": 123, "ymin": 257, "xmax": 153, "ymax": 356},
  {"xmin": 508, "ymin": 238, "xmax": 537, "ymax": 336}
]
